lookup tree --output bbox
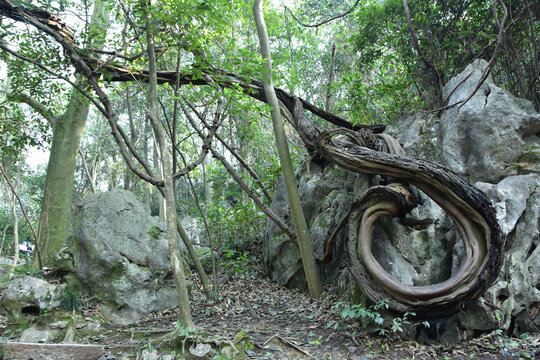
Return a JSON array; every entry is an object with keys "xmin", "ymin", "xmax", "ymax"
[
  {"xmin": 144, "ymin": 2, "xmax": 194, "ymax": 328},
  {"xmin": 0, "ymin": 0, "xmax": 507, "ymax": 318},
  {"xmin": 253, "ymin": 0, "xmax": 323, "ymax": 298},
  {"xmin": 2, "ymin": 0, "xmax": 110, "ymax": 266}
]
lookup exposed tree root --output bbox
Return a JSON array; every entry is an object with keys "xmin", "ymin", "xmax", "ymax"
[{"xmin": 292, "ymin": 98, "xmax": 505, "ymax": 319}]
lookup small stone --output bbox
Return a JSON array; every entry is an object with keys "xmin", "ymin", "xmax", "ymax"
[
  {"xmin": 189, "ymin": 343, "xmax": 212, "ymax": 359},
  {"xmin": 62, "ymin": 326, "xmax": 76, "ymax": 344},
  {"xmin": 49, "ymin": 320, "xmax": 69, "ymax": 330},
  {"xmin": 19, "ymin": 327, "xmax": 57, "ymax": 343}
]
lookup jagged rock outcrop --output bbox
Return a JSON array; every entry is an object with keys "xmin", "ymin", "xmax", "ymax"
[
  {"xmin": 60, "ymin": 189, "xmax": 179, "ymax": 325},
  {"xmin": 265, "ymin": 59, "xmax": 540, "ymax": 340},
  {"xmin": 264, "ymin": 159, "xmax": 364, "ymax": 288},
  {"xmin": 396, "ymin": 60, "xmax": 540, "ymax": 182},
  {"xmin": 1, "ymin": 276, "xmax": 66, "ymax": 317}
]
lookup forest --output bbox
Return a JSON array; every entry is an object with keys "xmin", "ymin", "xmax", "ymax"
[{"xmin": 0, "ymin": 0, "xmax": 539, "ymax": 359}]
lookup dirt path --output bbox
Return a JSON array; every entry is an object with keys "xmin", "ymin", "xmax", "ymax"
[
  {"xmin": 76, "ymin": 265, "xmax": 538, "ymax": 360},
  {"xmin": 1, "ymin": 250, "xmax": 538, "ymax": 359}
]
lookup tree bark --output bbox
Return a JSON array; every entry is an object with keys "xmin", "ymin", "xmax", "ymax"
[
  {"xmin": 145, "ymin": 3, "xmax": 194, "ymax": 329},
  {"xmin": 292, "ymin": 99, "xmax": 504, "ymax": 318},
  {"xmin": 123, "ymin": 86, "xmax": 137, "ymax": 190},
  {"xmin": 324, "ymin": 44, "xmax": 336, "ymax": 113},
  {"xmin": 253, "ymin": 0, "xmax": 323, "ymax": 298},
  {"xmin": 36, "ymin": 0, "xmax": 108, "ymax": 266}
]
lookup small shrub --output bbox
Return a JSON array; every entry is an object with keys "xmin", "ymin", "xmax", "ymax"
[
  {"xmin": 59, "ymin": 290, "xmax": 83, "ymax": 311},
  {"xmin": 222, "ymin": 249, "xmax": 250, "ymax": 275},
  {"xmin": 331, "ymin": 299, "xmax": 429, "ymax": 337}
]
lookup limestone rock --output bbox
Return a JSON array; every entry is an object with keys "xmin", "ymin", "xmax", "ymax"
[
  {"xmin": 141, "ymin": 349, "xmax": 173, "ymax": 360},
  {"xmin": 0, "ymin": 256, "xmax": 12, "ymax": 279},
  {"xmin": 1, "ymin": 276, "xmax": 66, "ymax": 317},
  {"xmin": 441, "ymin": 59, "xmax": 539, "ymax": 182},
  {"xmin": 264, "ymin": 159, "xmax": 359, "ymax": 288},
  {"xmin": 264, "ymin": 58, "xmax": 540, "ymax": 341},
  {"xmin": 181, "ymin": 216, "xmax": 203, "ymax": 246},
  {"xmin": 66, "ymin": 189, "xmax": 178, "ymax": 325},
  {"xmin": 451, "ymin": 175, "xmax": 540, "ymax": 337},
  {"xmin": 19, "ymin": 327, "xmax": 57, "ymax": 343},
  {"xmin": 0, "ymin": 342, "xmax": 103, "ymax": 360}
]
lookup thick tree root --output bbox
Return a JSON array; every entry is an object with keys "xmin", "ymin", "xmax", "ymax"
[{"xmin": 291, "ymin": 99, "xmax": 505, "ymax": 318}]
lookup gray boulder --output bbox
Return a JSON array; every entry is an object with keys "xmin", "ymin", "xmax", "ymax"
[
  {"xmin": 391, "ymin": 59, "xmax": 540, "ymax": 183},
  {"xmin": 1, "ymin": 276, "xmax": 66, "ymax": 317},
  {"xmin": 457, "ymin": 175, "xmax": 540, "ymax": 335},
  {"xmin": 181, "ymin": 216, "xmax": 203, "ymax": 246},
  {"xmin": 264, "ymin": 59, "xmax": 540, "ymax": 340},
  {"xmin": 264, "ymin": 159, "xmax": 362, "ymax": 288},
  {"xmin": 0, "ymin": 256, "xmax": 12, "ymax": 280},
  {"xmin": 19, "ymin": 327, "xmax": 57, "ymax": 343},
  {"xmin": 64, "ymin": 189, "xmax": 178, "ymax": 325}
]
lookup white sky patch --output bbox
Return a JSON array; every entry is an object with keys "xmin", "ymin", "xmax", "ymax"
[{"xmin": 25, "ymin": 147, "xmax": 50, "ymax": 172}]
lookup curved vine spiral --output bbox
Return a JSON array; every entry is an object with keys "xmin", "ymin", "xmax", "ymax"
[{"xmin": 290, "ymin": 98, "xmax": 504, "ymax": 318}]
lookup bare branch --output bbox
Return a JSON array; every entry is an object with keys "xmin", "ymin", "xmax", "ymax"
[
  {"xmin": 457, "ymin": 0, "xmax": 508, "ymax": 114},
  {"xmin": 179, "ymin": 98, "xmax": 297, "ymax": 243},
  {"xmin": 284, "ymin": 0, "xmax": 361, "ymax": 28},
  {"xmin": 184, "ymin": 99, "xmax": 274, "ymax": 202},
  {"xmin": 6, "ymin": 91, "xmax": 59, "ymax": 126}
]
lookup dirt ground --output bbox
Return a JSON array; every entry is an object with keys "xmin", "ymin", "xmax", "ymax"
[
  {"xmin": 80, "ymin": 251, "xmax": 538, "ymax": 360},
  {"xmin": 1, "ymin": 247, "xmax": 539, "ymax": 359}
]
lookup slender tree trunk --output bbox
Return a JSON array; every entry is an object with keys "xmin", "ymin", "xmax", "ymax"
[
  {"xmin": 253, "ymin": 0, "xmax": 323, "ymax": 298},
  {"xmin": 8, "ymin": 190, "xmax": 19, "ymax": 279},
  {"xmin": 325, "ymin": 44, "xmax": 336, "ymax": 113},
  {"xmin": 2, "ymin": 169, "xmax": 19, "ymax": 279},
  {"xmin": 123, "ymin": 86, "xmax": 137, "ymax": 190},
  {"xmin": 37, "ymin": 0, "xmax": 108, "ymax": 266},
  {"xmin": 0, "ymin": 225, "xmax": 10, "ymax": 255},
  {"xmin": 145, "ymin": 4, "xmax": 194, "ymax": 329},
  {"xmin": 153, "ymin": 138, "xmax": 165, "ymax": 220},
  {"xmin": 143, "ymin": 124, "xmax": 152, "ymax": 208},
  {"xmin": 0, "ymin": 162, "xmax": 42, "ymax": 267},
  {"xmin": 79, "ymin": 149, "xmax": 96, "ymax": 193}
]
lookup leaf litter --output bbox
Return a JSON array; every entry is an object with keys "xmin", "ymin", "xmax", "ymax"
[{"xmin": 1, "ymin": 244, "xmax": 538, "ymax": 359}]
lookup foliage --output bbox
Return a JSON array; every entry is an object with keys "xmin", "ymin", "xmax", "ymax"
[
  {"xmin": 329, "ymin": 299, "xmax": 430, "ymax": 337},
  {"xmin": 2, "ymin": 257, "xmax": 42, "ymax": 282},
  {"xmin": 205, "ymin": 200, "xmax": 265, "ymax": 250},
  {"xmin": 345, "ymin": 0, "xmax": 539, "ymax": 121},
  {"xmin": 58, "ymin": 289, "xmax": 84, "ymax": 311},
  {"xmin": 222, "ymin": 249, "xmax": 250, "ymax": 276},
  {"xmin": 332, "ymin": 299, "xmax": 387, "ymax": 329}
]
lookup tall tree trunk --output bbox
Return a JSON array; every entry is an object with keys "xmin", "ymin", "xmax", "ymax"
[
  {"xmin": 145, "ymin": 3, "xmax": 194, "ymax": 329},
  {"xmin": 123, "ymin": 86, "xmax": 137, "ymax": 190},
  {"xmin": 2, "ymin": 166, "xmax": 19, "ymax": 279},
  {"xmin": 153, "ymin": 138, "xmax": 165, "ymax": 220},
  {"xmin": 0, "ymin": 225, "xmax": 9, "ymax": 255},
  {"xmin": 39, "ymin": 89, "xmax": 91, "ymax": 263},
  {"xmin": 325, "ymin": 44, "xmax": 336, "ymax": 113},
  {"xmin": 253, "ymin": 0, "xmax": 323, "ymax": 298},
  {"xmin": 143, "ymin": 124, "xmax": 152, "ymax": 208},
  {"xmin": 37, "ymin": 0, "xmax": 108, "ymax": 266},
  {"xmin": 8, "ymin": 189, "xmax": 19, "ymax": 279}
]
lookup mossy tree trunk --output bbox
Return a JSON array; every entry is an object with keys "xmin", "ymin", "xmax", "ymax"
[
  {"xmin": 37, "ymin": 0, "xmax": 109, "ymax": 266},
  {"xmin": 38, "ymin": 92, "xmax": 90, "ymax": 264}
]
